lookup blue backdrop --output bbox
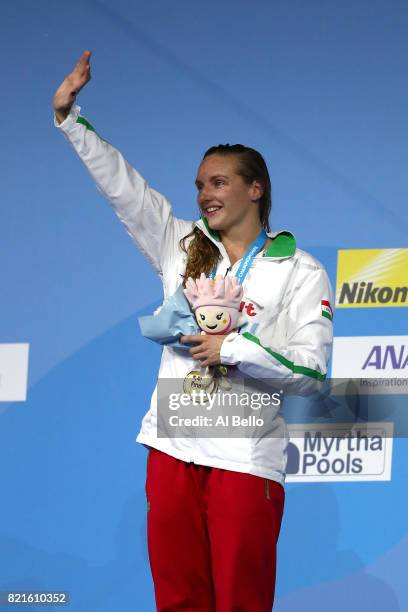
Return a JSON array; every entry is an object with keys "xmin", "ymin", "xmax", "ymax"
[{"xmin": 1, "ymin": 1, "xmax": 407, "ymax": 609}]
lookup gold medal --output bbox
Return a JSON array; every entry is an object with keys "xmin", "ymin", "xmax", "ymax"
[
  {"xmin": 183, "ymin": 370, "xmax": 218, "ymax": 403},
  {"xmin": 183, "ymin": 369, "xmax": 212, "ymax": 393}
]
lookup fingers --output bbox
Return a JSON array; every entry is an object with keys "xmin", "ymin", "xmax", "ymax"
[
  {"xmin": 190, "ymin": 345, "xmax": 216, "ymax": 363},
  {"xmin": 190, "ymin": 346, "xmax": 207, "ymax": 357},
  {"xmin": 76, "ymin": 49, "xmax": 92, "ymax": 70},
  {"xmin": 193, "ymin": 351, "xmax": 218, "ymax": 367},
  {"xmin": 72, "ymin": 50, "xmax": 92, "ymax": 86},
  {"xmin": 196, "ymin": 355, "xmax": 216, "ymax": 367},
  {"xmin": 185, "ymin": 340, "xmax": 209, "ymax": 361},
  {"xmin": 180, "ymin": 335, "xmax": 220, "ymax": 366},
  {"xmin": 180, "ymin": 335, "xmax": 204, "ymax": 345}
]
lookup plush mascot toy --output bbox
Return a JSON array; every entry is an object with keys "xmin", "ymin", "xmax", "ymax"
[
  {"xmin": 183, "ymin": 272, "xmax": 243, "ymax": 336},
  {"xmin": 182, "ymin": 272, "xmax": 244, "ymax": 394}
]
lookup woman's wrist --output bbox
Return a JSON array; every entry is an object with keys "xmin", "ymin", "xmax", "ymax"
[{"xmin": 54, "ymin": 107, "xmax": 70, "ymax": 125}]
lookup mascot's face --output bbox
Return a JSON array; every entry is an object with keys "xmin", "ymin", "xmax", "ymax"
[{"xmin": 195, "ymin": 305, "xmax": 236, "ymax": 335}]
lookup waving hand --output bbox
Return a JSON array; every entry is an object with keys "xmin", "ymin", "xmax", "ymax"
[{"xmin": 53, "ymin": 50, "xmax": 92, "ymax": 124}]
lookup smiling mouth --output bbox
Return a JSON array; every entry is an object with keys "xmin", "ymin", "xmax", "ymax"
[
  {"xmin": 205, "ymin": 315, "xmax": 232, "ymax": 335},
  {"xmin": 204, "ymin": 206, "xmax": 222, "ymax": 216}
]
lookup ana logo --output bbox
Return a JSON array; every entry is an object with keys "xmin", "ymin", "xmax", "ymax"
[
  {"xmin": 331, "ymin": 336, "xmax": 408, "ymax": 395},
  {"xmin": 336, "ymin": 248, "xmax": 408, "ymax": 308},
  {"xmin": 286, "ymin": 423, "xmax": 393, "ymax": 482},
  {"xmin": 363, "ymin": 344, "xmax": 408, "ymax": 371}
]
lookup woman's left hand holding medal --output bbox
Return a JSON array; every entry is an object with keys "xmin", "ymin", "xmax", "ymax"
[{"xmin": 180, "ymin": 334, "xmax": 226, "ymax": 367}]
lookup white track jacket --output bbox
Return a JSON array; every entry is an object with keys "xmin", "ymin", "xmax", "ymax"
[{"xmin": 56, "ymin": 104, "xmax": 333, "ymax": 485}]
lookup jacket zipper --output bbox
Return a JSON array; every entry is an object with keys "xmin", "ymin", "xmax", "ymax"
[{"xmin": 265, "ymin": 479, "xmax": 270, "ymax": 500}]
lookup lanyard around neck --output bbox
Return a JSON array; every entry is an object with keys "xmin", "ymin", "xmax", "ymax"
[{"xmin": 209, "ymin": 229, "xmax": 268, "ymax": 285}]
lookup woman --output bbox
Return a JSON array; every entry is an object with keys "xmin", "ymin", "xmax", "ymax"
[{"xmin": 53, "ymin": 51, "xmax": 333, "ymax": 611}]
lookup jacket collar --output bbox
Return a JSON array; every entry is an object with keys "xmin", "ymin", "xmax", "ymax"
[{"xmin": 194, "ymin": 217, "xmax": 296, "ymax": 260}]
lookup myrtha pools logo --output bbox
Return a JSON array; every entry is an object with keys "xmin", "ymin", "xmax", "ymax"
[
  {"xmin": 336, "ymin": 248, "xmax": 408, "ymax": 308},
  {"xmin": 286, "ymin": 423, "xmax": 393, "ymax": 482}
]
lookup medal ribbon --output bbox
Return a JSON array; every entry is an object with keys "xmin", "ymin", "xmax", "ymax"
[{"xmin": 209, "ymin": 229, "xmax": 268, "ymax": 284}]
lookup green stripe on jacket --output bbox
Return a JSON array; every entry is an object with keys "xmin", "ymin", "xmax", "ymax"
[{"xmin": 242, "ymin": 332, "xmax": 326, "ymax": 381}]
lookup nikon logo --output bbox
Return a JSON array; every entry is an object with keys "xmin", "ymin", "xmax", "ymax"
[
  {"xmin": 339, "ymin": 282, "xmax": 407, "ymax": 305},
  {"xmin": 336, "ymin": 248, "xmax": 408, "ymax": 308}
]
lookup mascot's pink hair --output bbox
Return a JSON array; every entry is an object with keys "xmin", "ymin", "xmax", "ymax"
[{"xmin": 183, "ymin": 272, "xmax": 243, "ymax": 311}]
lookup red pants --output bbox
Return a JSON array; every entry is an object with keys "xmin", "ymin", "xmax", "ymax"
[{"xmin": 145, "ymin": 447, "xmax": 285, "ymax": 612}]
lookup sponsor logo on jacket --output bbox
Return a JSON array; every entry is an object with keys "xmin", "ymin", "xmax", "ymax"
[
  {"xmin": 239, "ymin": 300, "xmax": 257, "ymax": 317},
  {"xmin": 336, "ymin": 248, "xmax": 408, "ymax": 308},
  {"xmin": 286, "ymin": 423, "xmax": 393, "ymax": 482}
]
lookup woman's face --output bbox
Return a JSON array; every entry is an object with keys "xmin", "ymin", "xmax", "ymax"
[{"xmin": 195, "ymin": 154, "xmax": 262, "ymax": 233}]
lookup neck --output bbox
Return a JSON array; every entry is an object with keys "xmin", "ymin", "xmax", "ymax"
[{"xmin": 220, "ymin": 220, "xmax": 266, "ymax": 266}]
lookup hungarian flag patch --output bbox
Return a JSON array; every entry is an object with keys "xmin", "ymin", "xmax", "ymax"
[{"xmin": 321, "ymin": 300, "xmax": 333, "ymax": 321}]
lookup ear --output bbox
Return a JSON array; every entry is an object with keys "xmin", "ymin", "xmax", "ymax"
[{"xmin": 249, "ymin": 180, "xmax": 263, "ymax": 202}]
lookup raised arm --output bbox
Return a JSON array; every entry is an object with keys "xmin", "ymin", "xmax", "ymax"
[{"xmin": 53, "ymin": 51, "xmax": 193, "ymax": 275}]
